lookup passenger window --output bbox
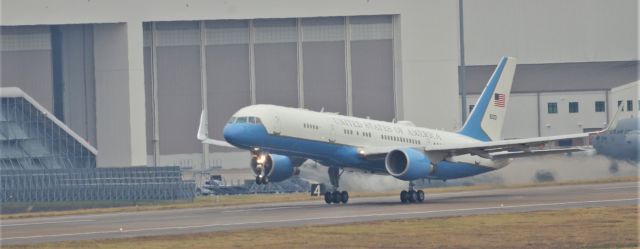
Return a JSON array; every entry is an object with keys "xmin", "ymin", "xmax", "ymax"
[{"xmin": 236, "ymin": 117, "xmax": 248, "ymax": 123}]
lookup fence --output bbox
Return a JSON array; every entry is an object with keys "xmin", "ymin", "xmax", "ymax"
[{"xmin": 1, "ymin": 166, "xmax": 195, "ymax": 202}]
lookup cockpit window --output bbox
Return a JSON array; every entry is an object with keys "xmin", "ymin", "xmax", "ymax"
[
  {"xmin": 229, "ymin": 116, "xmax": 262, "ymax": 124},
  {"xmin": 236, "ymin": 117, "xmax": 248, "ymax": 123}
]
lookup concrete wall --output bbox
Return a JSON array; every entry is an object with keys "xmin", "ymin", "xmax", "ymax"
[
  {"xmin": 464, "ymin": 0, "xmax": 638, "ymax": 65},
  {"xmin": 0, "ymin": 26, "xmax": 54, "ymax": 112},
  {"xmin": 0, "ymin": 0, "xmax": 456, "ymax": 132},
  {"xmin": 94, "ymin": 23, "xmax": 147, "ymax": 166}
]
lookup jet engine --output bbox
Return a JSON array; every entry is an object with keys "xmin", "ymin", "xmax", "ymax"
[
  {"xmin": 251, "ymin": 153, "xmax": 300, "ymax": 184},
  {"xmin": 385, "ymin": 148, "xmax": 433, "ymax": 181}
]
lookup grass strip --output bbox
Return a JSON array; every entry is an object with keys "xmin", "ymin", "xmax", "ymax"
[{"xmin": 5, "ymin": 205, "xmax": 637, "ymax": 249}]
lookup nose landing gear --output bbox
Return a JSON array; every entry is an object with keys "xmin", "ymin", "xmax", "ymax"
[
  {"xmin": 400, "ymin": 181, "xmax": 425, "ymax": 203},
  {"xmin": 255, "ymin": 175, "xmax": 269, "ymax": 185},
  {"xmin": 254, "ymin": 162, "xmax": 270, "ymax": 185},
  {"xmin": 324, "ymin": 167, "xmax": 349, "ymax": 204}
]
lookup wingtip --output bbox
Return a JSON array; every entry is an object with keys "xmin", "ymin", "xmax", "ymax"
[{"xmin": 197, "ymin": 110, "xmax": 208, "ymax": 141}]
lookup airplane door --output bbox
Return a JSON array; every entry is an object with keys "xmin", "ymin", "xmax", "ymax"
[
  {"xmin": 328, "ymin": 124, "xmax": 337, "ymax": 143},
  {"xmin": 273, "ymin": 114, "xmax": 282, "ymax": 135}
]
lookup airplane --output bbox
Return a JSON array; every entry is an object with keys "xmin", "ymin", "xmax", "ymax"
[
  {"xmin": 198, "ymin": 56, "xmax": 590, "ymax": 204},
  {"xmin": 592, "ymin": 116, "xmax": 639, "ymax": 171}
]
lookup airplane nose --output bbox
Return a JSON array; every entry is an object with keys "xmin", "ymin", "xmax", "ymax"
[{"xmin": 223, "ymin": 124, "xmax": 244, "ymax": 145}]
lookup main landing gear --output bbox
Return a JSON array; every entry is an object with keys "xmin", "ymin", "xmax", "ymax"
[
  {"xmin": 324, "ymin": 167, "xmax": 349, "ymax": 204},
  {"xmin": 400, "ymin": 181, "xmax": 425, "ymax": 204}
]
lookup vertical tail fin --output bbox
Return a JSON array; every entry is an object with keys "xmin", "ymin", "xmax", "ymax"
[{"xmin": 459, "ymin": 56, "xmax": 517, "ymax": 141}]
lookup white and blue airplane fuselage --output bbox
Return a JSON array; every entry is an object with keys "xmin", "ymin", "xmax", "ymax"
[{"xmin": 223, "ymin": 105, "xmax": 507, "ymax": 180}]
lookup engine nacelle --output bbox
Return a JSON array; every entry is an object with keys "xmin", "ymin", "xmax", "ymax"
[
  {"xmin": 385, "ymin": 148, "xmax": 433, "ymax": 181},
  {"xmin": 251, "ymin": 154, "xmax": 300, "ymax": 182}
]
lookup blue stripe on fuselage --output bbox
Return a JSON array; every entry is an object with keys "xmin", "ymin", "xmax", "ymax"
[{"xmin": 224, "ymin": 123, "xmax": 495, "ymax": 180}]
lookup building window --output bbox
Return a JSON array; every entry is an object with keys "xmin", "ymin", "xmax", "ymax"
[
  {"xmin": 618, "ymin": 100, "xmax": 623, "ymax": 111},
  {"xmin": 569, "ymin": 102, "xmax": 579, "ymax": 113},
  {"xmin": 547, "ymin": 102, "xmax": 558, "ymax": 114},
  {"xmin": 627, "ymin": 100, "xmax": 633, "ymax": 111},
  {"xmin": 595, "ymin": 101, "xmax": 605, "ymax": 112},
  {"xmin": 468, "ymin": 105, "xmax": 475, "ymax": 113}
]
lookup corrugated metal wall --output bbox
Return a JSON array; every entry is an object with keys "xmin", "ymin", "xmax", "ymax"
[{"xmin": 143, "ymin": 15, "xmax": 397, "ymax": 157}]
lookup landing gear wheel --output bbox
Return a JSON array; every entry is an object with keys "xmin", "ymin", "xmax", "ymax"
[
  {"xmin": 324, "ymin": 192, "xmax": 332, "ymax": 204},
  {"xmin": 332, "ymin": 191, "xmax": 341, "ymax": 204},
  {"xmin": 255, "ymin": 176, "xmax": 262, "ymax": 185},
  {"xmin": 408, "ymin": 190, "xmax": 417, "ymax": 203},
  {"xmin": 324, "ymin": 167, "xmax": 348, "ymax": 205},
  {"xmin": 400, "ymin": 190, "xmax": 409, "ymax": 203},
  {"xmin": 261, "ymin": 176, "xmax": 269, "ymax": 185},
  {"xmin": 340, "ymin": 191, "xmax": 349, "ymax": 204},
  {"xmin": 416, "ymin": 190, "xmax": 425, "ymax": 203}
]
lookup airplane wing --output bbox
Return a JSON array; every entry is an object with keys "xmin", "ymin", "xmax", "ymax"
[
  {"xmin": 358, "ymin": 133, "xmax": 590, "ymax": 163},
  {"xmin": 197, "ymin": 110, "xmax": 235, "ymax": 148}
]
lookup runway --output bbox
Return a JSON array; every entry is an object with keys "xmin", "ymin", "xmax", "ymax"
[{"xmin": 1, "ymin": 181, "xmax": 638, "ymax": 245}]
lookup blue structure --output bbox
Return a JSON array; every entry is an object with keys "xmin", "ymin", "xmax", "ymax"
[
  {"xmin": 1, "ymin": 87, "xmax": 96, "ymax": 170},
  {"xmin": 1, "ymin": 88, "xmax": 195, "ymax": 204}
]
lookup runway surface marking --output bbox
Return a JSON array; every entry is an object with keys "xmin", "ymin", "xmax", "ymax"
[
  {"xmin": 595, "ymin": 186, "xmax": 640, "ymax": 190},
  {"xmin": 222, "ymin": 206, "xmax": 304, "ymax": 213},
  {"xmin": 0, "ymin": 219, "xmax": 96, "ymax": 227},
  {"xmin": 2, "ymin": 197, "xmax": 636, "ymax": 242}
]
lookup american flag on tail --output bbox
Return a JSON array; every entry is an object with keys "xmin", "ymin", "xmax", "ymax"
[{"xmin": 494, "ymin": 93, "xmax": 505, "ymax": 107}]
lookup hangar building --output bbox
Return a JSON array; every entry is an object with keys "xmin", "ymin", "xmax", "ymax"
[{"xmin": 1, "ymin": 0, "xmax": 637, "ymax": 179}]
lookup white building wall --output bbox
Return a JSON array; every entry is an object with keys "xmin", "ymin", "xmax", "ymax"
[
  {"xmin": 609, "ymin": 81, "xmax": 640, "ymax": 120},
  {"xmin": 467, "ymin": 91, "xmax": 611, "ymax": 139},
  {"xmin": 503, "ymin": 94, "xmax": 539, "ymax": 139},
  {"xmin": 464, "ymin": 0, "xmax": 638, "ymax": 65},
  {"xmin": 466, "ymin": 93, "xmax": 539, "ymax": 139},
  {"xmin": 539, "ymin": 91, "xmax": 607, "ymax": 136}
]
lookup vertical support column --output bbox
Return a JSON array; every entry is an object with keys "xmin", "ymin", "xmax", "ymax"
[
  {"xmin": 94, "ymin": 22, "xmax": 148, "ymax": 167},
  {"xmin": 296, "ymin": 18, "xmax": 304, "ymax": 108},
  {"xmin": 50, "ymin": 26, "xmax": 65, "ymax": 122},
  {"xmin": 458, "ymin": 0, "xmax": 468, "ymax": 123},
  {"xmin": 151, "ymin": 22, "xmax": 160, "ymax": 167},
  {"xmin": 125, "ymin": 21, "xmax": 148, "ymax": 166},
  {"xmin": 604, "ymin": 90, "xmax": 610, "ymax": 125},
  {"xmin": 199, "ymin": 20, "xmax": 209, "ymax": 170},
  {"xmin": 344, "ymin": 17, "xmax": 353, "ymax": 116},
  {"xmin": 536, "ymin": 92, "xmax": 541, "ymax": 137},
  {"xmin": 249, "ymin": 20, "xmax": 256, "ymax": 105},
  {"xmin": 392, "ymin": 15, "xmax": 403, "ymax": 120}
]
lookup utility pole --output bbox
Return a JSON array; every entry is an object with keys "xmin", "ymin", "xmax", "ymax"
[{"xmin": 458, "ymin": 0, "xmax": 468, "ymax": 123}]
